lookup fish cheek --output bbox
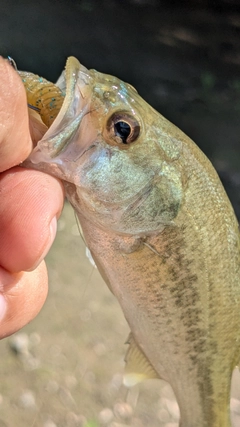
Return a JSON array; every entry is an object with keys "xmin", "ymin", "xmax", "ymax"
[
  {"xmin": 155, "ymin": 171, "xmax": 183, "ymax": 220},
  {"xmin": 123, "ymin": 164, "xmax": 183, "ymax": 232}
]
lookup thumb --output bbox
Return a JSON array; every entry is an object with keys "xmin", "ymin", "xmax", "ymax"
[{"xmin": 0, "ymin": 262, "xmax": 48, "ymax": 339}]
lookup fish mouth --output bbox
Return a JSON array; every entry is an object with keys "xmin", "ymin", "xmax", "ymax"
[{"xmin": 25, "ymin": 57, "xmax": 95, "ymax": 169}]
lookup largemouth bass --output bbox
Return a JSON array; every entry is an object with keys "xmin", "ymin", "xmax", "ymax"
[{"xmin": 19, "ymin": 57, "xmax": 240, "ymax": 427}]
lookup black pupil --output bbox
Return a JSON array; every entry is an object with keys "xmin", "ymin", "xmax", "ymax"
[{"xmin": 114, "ymin": 121, "xmax": 131, "ymax": 143}]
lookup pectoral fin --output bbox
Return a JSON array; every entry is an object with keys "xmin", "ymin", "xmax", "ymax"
[{"xmin": 123, "ymin": 333, "xmax": 159, "ymax": 387}]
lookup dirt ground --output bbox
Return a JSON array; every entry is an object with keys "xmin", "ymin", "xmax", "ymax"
[
  {"xmin": 0, "ymin": 1, "xmax": 240, "ymax": 426},
  {"xmin": 0, "ymin": 204, "xmax": 181, "ymax": 427}
]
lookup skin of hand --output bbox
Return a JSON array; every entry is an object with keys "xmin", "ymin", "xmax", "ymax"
[{"xmin": 0, "ymin": 57, "xmax": 65, "ymax": 339}]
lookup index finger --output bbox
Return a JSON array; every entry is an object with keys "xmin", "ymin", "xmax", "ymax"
[{"xmin": 0, "ymin": 57, "xmax": 32, "ymax": 172}]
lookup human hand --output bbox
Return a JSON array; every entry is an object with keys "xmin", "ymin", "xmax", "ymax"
[{"xmin": 0, "ymin": 57, "xmax": 64, "ymax": 339}]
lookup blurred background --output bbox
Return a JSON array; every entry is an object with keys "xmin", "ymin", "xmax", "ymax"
[{"xmin": 0, "ymin": 0, "xmax": 240, "ymax": 426}]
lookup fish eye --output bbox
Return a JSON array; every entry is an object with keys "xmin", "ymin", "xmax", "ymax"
[
  {"xmin": 114, "ymin": 121, "xmax": 131, "ymax": 142},
  {"xmin": 106, "ymin": 112, "xmax": 140, "ymax": 144}
]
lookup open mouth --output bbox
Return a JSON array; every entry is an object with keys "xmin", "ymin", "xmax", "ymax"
[{"xmin": 26, "ymin": 58, "xmax": 94, "ymax": 165}]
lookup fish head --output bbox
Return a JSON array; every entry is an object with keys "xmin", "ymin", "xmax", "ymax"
[{"xmin": 27, "ymin": 57, "xmax": 184, "ymax": 235}]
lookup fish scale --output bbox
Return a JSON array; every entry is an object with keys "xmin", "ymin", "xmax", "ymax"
[{"xmin": 21, "ymin": 56, "xmax": 240, "ymax": 427}]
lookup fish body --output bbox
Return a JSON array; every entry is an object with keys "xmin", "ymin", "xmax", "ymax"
[{"xmin": 22, "ymin": 57, "xmax": 240, "ymax": 427}]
